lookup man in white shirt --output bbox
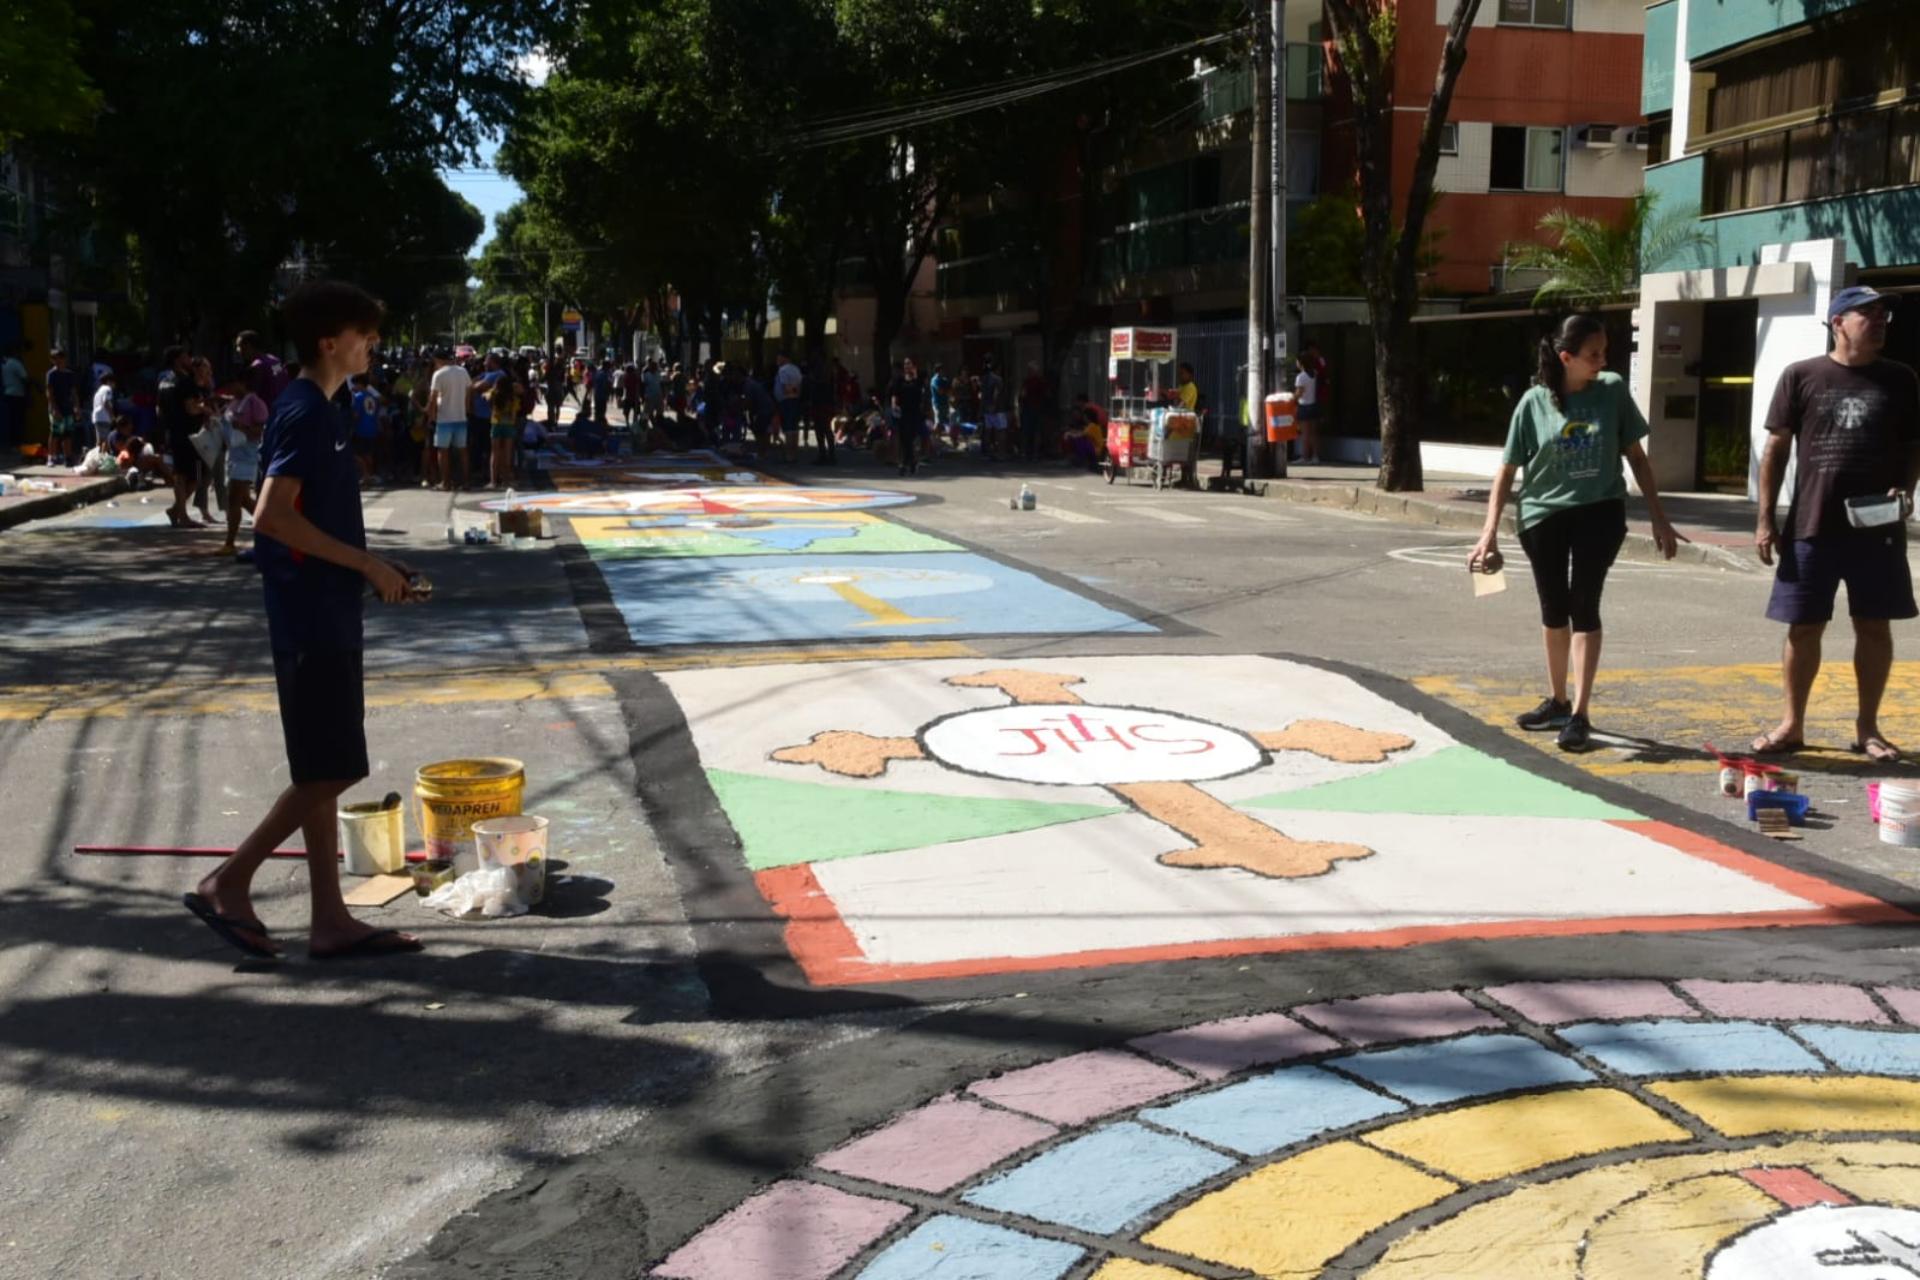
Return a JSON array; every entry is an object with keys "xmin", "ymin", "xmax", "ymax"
[
  {"xmin": 1, "ymin": 341, "xmax": 27, "ymax": 454},
  {"xmin": 1293, "ymin": 359, "xmax": 1320, "ymax": 464},
  {"xmin": 423, "ymin": 348, "xmax": 473, "ymax": 491}
]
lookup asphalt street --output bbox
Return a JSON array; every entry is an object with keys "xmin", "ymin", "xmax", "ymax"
[{"xmin": 1, "ymin": 448, "xmax": 1917, "ymax": 1279}]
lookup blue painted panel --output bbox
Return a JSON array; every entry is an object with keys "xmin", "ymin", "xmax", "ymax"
[
  {"xmin": 1644, "ymin": 1, "xmax": 1678, "ymax": 116},
  {"xmin": 1793, "ymin": 1024, "xmax": 1920, "ymax": 1077},
  {"xmin": 1140, "ymin": 1065, "xmax": 1404, "ymax": 1156},
  {"xmin": 1325, "ymin": 1034, "xmax": 1592, "ymax": 1105},
  {"xmin": 591, "ymin": 551, "xmax": 1156, "ymax": 646},
  {"xmin": 1687, "ymin": 0, "xmax": 1884, "ymax": 59},
  {"xmin": 962, "ymin": 1122, "xmax": 1234, "ymax": 1232},
  {"xmin": 1560, "ymin": 1019, "xmax": 1825, "ymax": 1076},
  {"xmin": 856, "ymin": 1217, "xmax": 1081, "ymax": 1280},
  {"xmin": 1644, "ymin": 159, "xmax": 1920, "ymax": 274}
]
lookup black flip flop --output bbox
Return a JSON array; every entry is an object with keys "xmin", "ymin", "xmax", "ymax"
[
  {"xmin": 182, "ymin": 892, "xmax": 278, "ymax": 960},
  {"xmin": 1751, "ymin": 732, "xmax": 1806, "ymax": 756},
  {"xmin": 1853, "ymin": 736, "xmax": 1904, "ymax": 765},
  {"xmin": 311, "ymin": 929, "xmax": 424, "ymax": 961}
]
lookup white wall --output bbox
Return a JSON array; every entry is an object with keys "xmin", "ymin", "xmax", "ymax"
[
  {"xmin": 1670, "ymin": 0, "xmax": 1693, "ymax": 154},
  {"xmin": 1748, "ymin": 239, "xmax": 1845, "ymax": 500},
  {"xmin": 1566, "ymin": 142, "xmax": 1647, "ymax": 197},
  {"xmin": 1572, "ymin": 0, "xmax": 1644, "ymax": 34},
  {"xmin": 1435, "ymin": 122, "xmax": 1493, "ymax": 193}
]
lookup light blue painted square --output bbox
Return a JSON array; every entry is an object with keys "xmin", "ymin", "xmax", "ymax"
[
  {"xmin": 1140, "ymin": 1065, "xmax": 1404, "ymax": 1156},
  {"xmin": 1793, "ymin": 1025, "xmax": 1920, "ymax": 1077},
  {"xmin": 962, "ymin": 1122, "xmax": 1234, "ymax": 1233},
  {"xmin": 593, "ymin": 551, "xmax": 1155, "ymax": 646},
  {"xmin": 1559, "ymin": 1019, "xmax": 1824, "ymax": 1077},
  {"xmin": 1327, "ymin": 1034, "xmax": 1593, "ymax": 1105},
  {"xmin": 855, "ymin": 1216, "xmax": 1081, "ymax": 1280}
]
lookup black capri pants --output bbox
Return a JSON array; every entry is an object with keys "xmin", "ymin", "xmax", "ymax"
[{"xmin": 1516, "ymin": 499, "xmax": 1627, "ymax": 633}]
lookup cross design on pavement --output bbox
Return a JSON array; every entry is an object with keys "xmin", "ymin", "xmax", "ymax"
[{"xmin": 769, "ymin": 667, "xmax": 1414, "ymax": 879}]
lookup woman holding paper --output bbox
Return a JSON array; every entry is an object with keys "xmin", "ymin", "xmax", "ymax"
[{"xmin": 1469, "ymin": 314, "xmax": 1686, "ymax": 752}]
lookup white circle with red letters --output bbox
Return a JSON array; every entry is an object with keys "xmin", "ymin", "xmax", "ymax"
[{"xmin": 919, "ymin": 704, "xmax": 1263, "ymax": 787}]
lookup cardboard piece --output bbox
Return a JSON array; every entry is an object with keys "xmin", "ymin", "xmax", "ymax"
[
  {"xmin": 1472, "ymin": 568, "xmax": 1508, "ymax": 598},
  {"xmin": 344, "ymin": 874, "xmax": 415, "ymax": 907}
]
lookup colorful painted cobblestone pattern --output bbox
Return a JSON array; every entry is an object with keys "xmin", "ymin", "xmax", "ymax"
[
  {"xmin": 653, "ymin": 979, "xmax": 1920, "ymax": 1280},
  {"xmin": 654, "ymin": 655, "xmax": 1909, "ymax": 987}
]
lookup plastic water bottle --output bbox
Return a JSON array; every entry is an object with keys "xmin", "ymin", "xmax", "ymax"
[
  {"xmin": 1019, "ymin": 483, "xmax": 1036, "ymax": 511},
  {"xmin": 505, "ymin": 487, "xmax": 517, "ymax": 511}
]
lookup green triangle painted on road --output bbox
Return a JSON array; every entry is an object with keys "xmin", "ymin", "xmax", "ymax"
[
  {"xmin": 1243, "ymin": 745, "xmax": 1642, "ymax": 820},
  {"xmin": 707, "ymin": 769, "xmax": 1122, "ymax": 870}
]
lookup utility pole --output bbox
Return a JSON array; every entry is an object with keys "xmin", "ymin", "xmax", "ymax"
[
  {"xmin": 1245, "ymin": 1, "xmax": 1272, "ymax": 481},
  {"xmin": 1270, "ymin": 0, "xmax": 1288, "ymax": 479}
]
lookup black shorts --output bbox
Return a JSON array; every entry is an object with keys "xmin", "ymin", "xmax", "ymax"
[
  {"xmin": 272, "ymin": 649, "xmax": 369, "ymax": 784},
  {"xmin": 168, "ymin": 431, "xmax": 200, "ymax": 483},
  {"xmin": 1766, "ymin": 531, "xmax": 1918, "ymax": 625}
]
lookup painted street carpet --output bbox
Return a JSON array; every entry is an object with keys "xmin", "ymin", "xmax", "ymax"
[{"xmin": 658, "ymin": 655, "xmax": 1909, "ymax": 986}]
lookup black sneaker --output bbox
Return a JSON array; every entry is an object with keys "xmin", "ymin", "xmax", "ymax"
[
  {"xmin": 1516, "ymin": 698, "xmax": 1572, "ymax": 731},
  {"xmin": 1557, "ymin": 713, "xmax": 1592, "ymax": 752}
]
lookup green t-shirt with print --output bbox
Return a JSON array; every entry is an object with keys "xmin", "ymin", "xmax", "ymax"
[{"xmin": 1501, "ymin": 371, "xmax": 1648, "ymax": 531}]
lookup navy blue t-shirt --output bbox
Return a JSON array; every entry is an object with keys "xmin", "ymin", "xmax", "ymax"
[{"xmin": 255, "ymin": 378, "xmax": 365, "ymax": 652}]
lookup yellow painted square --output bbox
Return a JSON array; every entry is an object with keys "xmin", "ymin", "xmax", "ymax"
[
  {"xmin": 1087, "ymin": 1262, "xmax": 1203, "ymax": 1280},
  {"xmin": 1142, "ymin": 1141, "xmax": 1454, "ymax": 1275},
  {"xmin": 1651, "ymin": 1074, "xmax": 1920, "ymax": 1138},
  {"xmin": 1362, "ymin": 1087, "xmax": 1690, "ymax": 1182}
]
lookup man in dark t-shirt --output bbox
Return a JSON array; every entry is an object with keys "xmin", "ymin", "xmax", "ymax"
[
  {"xmin": 889, "ymin": 357, "xmax": 927, "ymax": 476},
  {"xmin": 182, "ymin": 280, "xmax": 424, "ymax": 963},
  {"xmin": 1753, "ymin": 285, "xmax": 1920, "ymax": 763},
  {"xmin": 156, "ymin": 345, "xmax": 207, "ymax": 526}
]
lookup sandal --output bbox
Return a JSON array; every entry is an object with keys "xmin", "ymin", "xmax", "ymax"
[
  {"xmin": 182, "ymin": 892, "xmax": 278, "ymax": 960},
  {"xmin": 1853, "ymin": 735, "xmax": 1904, "ymax": 765},
  {"xmin": 311, "ymin": 929, "xmax": 424, "ymax": 961},
  {"xmin": 1750, "ymin": 731, "xmax": 1805, "ymax": 755}
]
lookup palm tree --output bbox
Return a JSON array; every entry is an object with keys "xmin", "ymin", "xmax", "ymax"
[{"xmin": 1503, "ymin": 191, "xmax": 1713, "ymax": 309}]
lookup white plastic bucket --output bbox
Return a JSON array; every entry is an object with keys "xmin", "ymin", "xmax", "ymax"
[
  {"xmin": 1879, "ymin": 782, "xmax": 1920, "ymax": 847},
  {"xmin": 472, "ymin": 814, "xmax": 548, "ymax": 905},
  {"xmin": 339, "ymin": 802, "xmax": 406, "ymax": 875}
]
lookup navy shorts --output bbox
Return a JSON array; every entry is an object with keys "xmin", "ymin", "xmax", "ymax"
[
  {"xmin": 1766, "ymin": 532, "xmax": 1918, "ymax": 625},
  {"xmin": 272, "ymin": 649, "xmax": 369, "ymax": 784}
]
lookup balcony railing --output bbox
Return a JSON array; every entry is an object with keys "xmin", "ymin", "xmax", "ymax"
[
  {"xmin": 1097, "ymin": 202, "xmax": 1250, "ymax": 284},
  {"xmin": 1702, "ymin": 98, "xmax": 1920, "ymax": 215},
  {"xmin": 1197, "ymin": 47, "xmax": 1323, "ymax": 125}
]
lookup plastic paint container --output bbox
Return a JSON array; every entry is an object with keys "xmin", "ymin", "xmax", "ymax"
[
  {"xmin": 1880, "ymin": 782, "xmax": 1920, "ymax": 847},
  {"xmin": 473, "ymin": 814, "xmax": 549, "ymax": 905},
  {"xmin": 1719, "ymin": 766, "xmax": 1742, "ymax": 797},
  {"xmin": 415, "ymin": 758, "xmax": 525, "ymax": 874},
  {"xmin": 338, "ymin": 801, "xmax": 405, "ymax": 875}
]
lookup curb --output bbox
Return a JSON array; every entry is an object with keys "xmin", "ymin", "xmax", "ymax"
[
  {"xmin": 1259, "ymin": 478, "xmax": 1757, "ymax": 574},
  {"xmin": 0, "ymin": 475, "xmax": 125, "ymax": 532}
]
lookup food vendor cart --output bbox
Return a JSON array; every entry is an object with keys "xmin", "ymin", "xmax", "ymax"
[{"xmin": 1104, "ymin": 326, "xmax": 1198, "ymax": 489}]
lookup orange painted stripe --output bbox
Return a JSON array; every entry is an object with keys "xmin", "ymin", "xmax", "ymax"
[
  {"xmin": 750, "ymin": 821, "xmax": 1915, "ymax": 988},
  {"xmin": 1740, "ymin": 1166, "xmax": 1854, "ymax": 1209}
]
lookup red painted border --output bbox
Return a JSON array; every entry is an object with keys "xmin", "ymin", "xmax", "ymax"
[{"xmin": 754, "ymin": 820, "xmax": 1917, "ymax": 987}]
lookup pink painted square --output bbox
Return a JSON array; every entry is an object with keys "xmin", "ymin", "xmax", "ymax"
[
  {"xmin": 1484, "ymin": 980, "xmax": 1695, "ymax": 1025},
  {"xmin": 1880, "ymin": 987, "xmax": 1920, "ymax": 1025},
  {"xmin": 1679, "ymin": 980, "xmax": 1889, "ymax": 1025},
  {"xmin": 814, "ymin": 1096, "xmax": 1056, "ymax": 1193},
  {"xmin": 652, "ymin": 1181, "xmax": 910, "ymax": 1280},
  {"xmin": 966, "ymin": 1049, "xmax": 1191, "ymax": 1125},
  {"xmin": 1292, "ymin": 990, "xmax": 1503, "ymax": 1045},
  {"xmin": 1130, "ymin": 1013, "xmax": 1340, "ymax": 1079}
]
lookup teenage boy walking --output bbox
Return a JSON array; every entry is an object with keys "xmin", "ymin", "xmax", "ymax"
[
  {"xmin": 184, "ymin": 280, "xmax": 422, "ymax": 961},
  {"xmin": 1752, "ymin": 286, "xmax": 1920, "ymax": 763}
]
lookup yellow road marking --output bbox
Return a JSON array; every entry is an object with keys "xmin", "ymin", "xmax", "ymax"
[
  {"xmin": 1651, "ymin": 1074, "xmax": 1920, "ymax": 1138},
  {"xmin": 1086, "ymin": 1263, "xmax": 1203, "ymax": 1280},
  {"xmin": 0, "ymin": 641, "xmax": 980, "ymax": 722},
  {"xmin": 1361, "ymin": 1087, "xmax": 1689, "ymax": 1183},
  {"xmin": 1142, "ymin": 1141, "xmax": 1455, "ymax": 1276}
]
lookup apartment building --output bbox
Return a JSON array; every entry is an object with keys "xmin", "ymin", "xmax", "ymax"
[{"xmin": 1634, "ymin": 0, "xmax": 1920, "ymax": 494}]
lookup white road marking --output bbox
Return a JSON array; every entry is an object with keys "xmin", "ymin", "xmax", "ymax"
[
  {"xmin": 1036, "ymin": 507, "xmax": 1104, "ymax": 524},
  {"xmin": 362, "ymin": 506, "xmax": 394, "ymax": 532},
  {"xmin": 1208, "ymin": 505, "xmax": 1299, "ymax": 524},
  {"xmin": 1388, "ymin": 542, "xmax": 1724, "ymax": 577},
  {"xmin": 1134, "ymin": 507, "xmax": 1207, "ymax": 525}
]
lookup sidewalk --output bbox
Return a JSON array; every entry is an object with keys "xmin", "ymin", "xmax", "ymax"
[
  {"xmin": 1255, "ymin": 460, "xmax": 1762, "ymax": 573},
  {"xmin": 0, "ymin": 459, "xmax": 124, "ymax": 532}
]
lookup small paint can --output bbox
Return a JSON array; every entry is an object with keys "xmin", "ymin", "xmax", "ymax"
[
  {"xmin": 1879, "ymin": 782, "xmax": 1920, "ymax": 847},
  {"xmin": 1719, "ymin": 766, "xmax": 1743, "ymax": 797},
  {"xmin": 1743, "ymin": 770, "xmax": 1770, "ymax": 799},
  {"xmin": 410, "ymin": 858, "xmax": 455, "ymax": 896},
  {"xmin": 1769, "ymin": 770, "xmax": 1798, "ymax": 795}
]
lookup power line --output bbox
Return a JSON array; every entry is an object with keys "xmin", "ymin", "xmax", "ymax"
[{"xmin": 781, "ymin": 29, "xmax": 1244, "ymax": 149}]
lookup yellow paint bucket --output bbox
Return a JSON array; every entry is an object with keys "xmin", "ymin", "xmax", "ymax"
[{"xmin": 415, "ymin": 758, "xmax": 525, "ymax": 873}]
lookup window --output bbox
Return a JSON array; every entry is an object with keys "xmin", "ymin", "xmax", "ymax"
[
  {"xmin": 1499, "ymin": 0, "xmax": 1570, "ymax": 28},
  {"xmin": 1702, "ymin": 101, "xmax": 1920, "ymax": 214},
  {"xmin": 1439, "ymin": 123, "xmax": 1459, "ymax": 156},
  {"xmin": 1490, "ymin": 125, "xmax": 1564, "ymax": 191}
]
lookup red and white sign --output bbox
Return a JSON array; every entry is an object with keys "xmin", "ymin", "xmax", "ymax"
[{"xmin": 1109, "ymin": 327, "xmax": 1178, "ymax": 363}]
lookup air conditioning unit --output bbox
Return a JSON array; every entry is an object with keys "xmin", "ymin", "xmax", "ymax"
[
  {"xmin": 1575, "ymin": 124, "xmax": 1620, "ymax": 149},
  {"xmin": 1626, "ymin": 126, "xmax": 1651, "ymax": 149}
]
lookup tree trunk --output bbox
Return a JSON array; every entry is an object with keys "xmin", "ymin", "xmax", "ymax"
[
  {"xmin": 747, "ymin": 309, "xmax": 768, "ymax": 376},
  {"xmin": 1372, "ymin": 312, "xmax": 1423, "ymax": 491}
]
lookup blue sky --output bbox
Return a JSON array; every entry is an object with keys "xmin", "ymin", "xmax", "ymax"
[{"xmin": 439, "ymin": 52, "xmax": 547, "ymax": 259}]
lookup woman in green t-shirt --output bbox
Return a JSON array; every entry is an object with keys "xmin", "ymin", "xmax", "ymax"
[{"xmin": 1469, "ymin": 314, "xmax": 1686, "ymax": 751}]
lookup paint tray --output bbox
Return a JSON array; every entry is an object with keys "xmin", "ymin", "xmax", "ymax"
[{"xmin": 1747, "ymin": 790, "xmax": 1812, "ymax": 826}]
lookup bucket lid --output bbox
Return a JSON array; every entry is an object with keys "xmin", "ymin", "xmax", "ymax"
[{"xmin": 417, "ymin": 757, "xmax": 524, "ymax": 783}]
